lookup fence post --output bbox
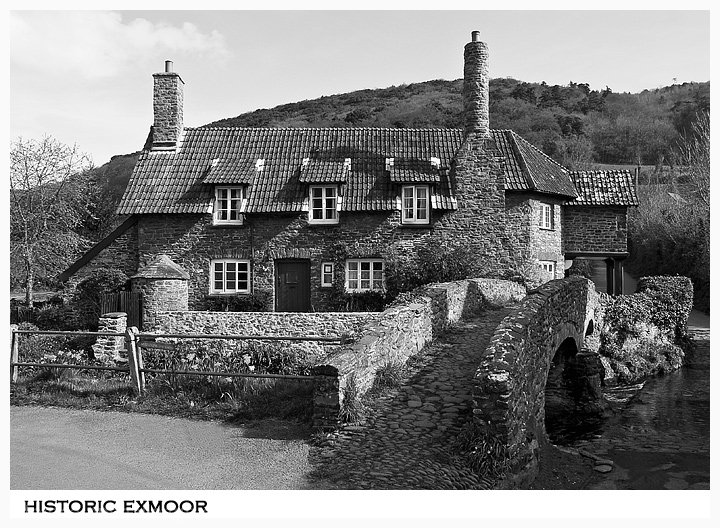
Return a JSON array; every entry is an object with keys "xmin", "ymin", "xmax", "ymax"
[
  {"xmin": 125, "ymin": 326, "xmax": 144, "ymax": 395},
  {"xmin": 133, "ymin": 327, "xmax": 146, "ymax": 394},
  {"xmin": 10, "ymin": 328, "xmax": 19, "ymax": 383}
]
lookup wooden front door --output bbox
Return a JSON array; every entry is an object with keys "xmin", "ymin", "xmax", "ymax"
[{"xmin": 274, "ymin": 259, "xmax": 311, "ymax": 312}]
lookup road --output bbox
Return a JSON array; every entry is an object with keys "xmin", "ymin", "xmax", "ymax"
[{"xmin": 11, "ymin": 406, "xmax": 317, "ymax": 490}]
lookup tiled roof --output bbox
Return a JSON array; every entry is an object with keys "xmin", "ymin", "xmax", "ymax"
[
  {"xmin": 298, "ymin": 158, "xmax": 350, "ymax": 183},
  {"xmin": 568, "ymin": 170, "xmax": 639, "ymax": 206},
  {"xmin": 388, "ymin": 158, "xmax": 442, "ymax": 183},
  {"xmin": 202, "ymin": 158, "xmax": 257, "ymax": 184},
  {"xmin": 117, "ymin": 127, "xmax": 580, "ymax": 215},
  {"xmin": 132, "ymin": 254, "xmax": 190, "ymax": 280},
  {"xmin": 495, "ymin": 130, "xmax": 578, "ymax": 198}
]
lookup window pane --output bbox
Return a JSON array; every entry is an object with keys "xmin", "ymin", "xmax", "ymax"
[
  {"xmin": 349, "ymin": 261, "xmax": 358, "ymax": 271},
  {"xmin": 348, "ymin": 269, "xmax": 358, "ymax": 280},
  {"xmin": 312, "ymin": 188, "xmax": 323, "ymax": 198},
  {"xmin": 361, "ymin": 279, "xmax": 370, "ymax": 289},
  {"xmin": 372, "ymin": 270, "xmax": 382, "ymax": 280},
  {"xmin": 325, "ymin": 187, "xmax": 336, "ymax": 198},
  {"xmin": 323, "ymin": 264, "xmax": 332, "ymax": 274},
  {"xmin": 360, "ymin": 262, "xmax": 370, "ymax": 271},
  {"xmin": 348, "ymin": 278, "xmax": 358, "ymax": 289},
  {"xmin": 214, "ymin": 280, "xmax": 223, "ymax": 291},
  {"xmin": 416, "ymin": 187, "xmax": 427, "ymax": 199},
  {"xmin": 372, "ymin": 262, "xmax": 383, "ymax": 271},
  {"xmin": 372, "ymin": 279, "xmax": 382, "ymax": 290}
]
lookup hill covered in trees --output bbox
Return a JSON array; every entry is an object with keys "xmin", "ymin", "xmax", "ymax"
[{"xmin": 208, "ymin": 77, "xmax": 709, "ymax": 169}]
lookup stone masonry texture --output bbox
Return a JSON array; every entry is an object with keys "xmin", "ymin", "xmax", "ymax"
[
  {"xmin": 463, "ymin": 39, "xmax": 490, "ymax": 136},
  {"xmin": 311, "ymin": 278, "xmax": 526, "ymax": 428},
  {"xmin": 563, "ymin": 205, "xmax": 629, "ymax": 254},
  {"xmin": 152, "ymin": 72, "xmax": 184, "ymax": 146},
  {"xmin": 473, "ymin": 276, "xmax": 601, "ymax": 486}
]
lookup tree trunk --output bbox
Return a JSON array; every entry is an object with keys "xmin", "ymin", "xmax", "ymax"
[{"xmin": 24, "ymin": 259, "xmax": 34, "ymax": 308}]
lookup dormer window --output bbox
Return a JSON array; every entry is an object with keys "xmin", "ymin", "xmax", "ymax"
[
  {"xmin": 401, "ymin": 185, "xmax": 430, "ymax": 225},
  {"xmin": 309, "ymin": 185, "xmax": 339, "ymax": 224},
  {"xmin": 214, "ymin": 186, "xmax": 245, "ymax": 225}
]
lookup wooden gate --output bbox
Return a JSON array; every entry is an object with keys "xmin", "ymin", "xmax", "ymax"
[{"xmin": 100, "ymin": 291, "xmax": 142, "ymax": 329}]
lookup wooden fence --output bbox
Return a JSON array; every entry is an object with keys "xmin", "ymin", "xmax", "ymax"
[
  {"xmin": 9, "ymin": 328, "xmax": 340, "ymax": 395},
  {"xmin": 100, "ymin": 291, "xmax": 142, "ymax": 329}
]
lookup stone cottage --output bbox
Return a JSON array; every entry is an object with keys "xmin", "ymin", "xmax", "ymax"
[{"xmin": 60, "ymin": 31, "xmax": 637, "ymax": 321}]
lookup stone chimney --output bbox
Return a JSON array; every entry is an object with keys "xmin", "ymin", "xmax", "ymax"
[
  {"xmin": 152, "ymin": 60, "xmax": 184, "ymax": 148},
  {"xmin": 463, "ymin": 31, "xmax": 490, "ymax": 137}
]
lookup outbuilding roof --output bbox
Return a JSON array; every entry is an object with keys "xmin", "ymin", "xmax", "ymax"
[
  {"xmin": 568, "ymin": 170, "xmax": 639, "ymax": 206},
  {"xmin": 117, "ymin": 126, "xmax": 584, "ymax": 216}
]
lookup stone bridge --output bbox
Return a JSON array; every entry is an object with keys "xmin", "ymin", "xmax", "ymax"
[{"xmin": 473, "ymin": 276, "xmax": 604, "ymax": 486}]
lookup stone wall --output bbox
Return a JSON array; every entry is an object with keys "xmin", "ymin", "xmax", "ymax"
[
  {"xmin": 92, "ymin": 312, "xmax": 128, "ymax": 365},
  {"xmin": 312, "ymin": 278, "xmax": 526, "ymax": 427},
  {"xmin": 472, "ymin": 277, "xmax": 599, "ymax": 486},
  {"xmin": 132, "ymin": 277, "xmax": 188, "ymax": 329},
  {"xmin": 563, "ymin": 205, "xmax": 628, "ymax": 254},
  {"xmin": 505, "ymin": 193, "xmax": 564, "ymax": 280},
  {"xmin": 150, "ymin": 310, "xmax": 377, "ymax": 339}
]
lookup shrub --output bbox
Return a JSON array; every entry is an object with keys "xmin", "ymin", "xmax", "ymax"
[
  {"xmin": 599, "ymin": 275, "xmax": 692, "ymax": 382},
  {"xmin": 636, "ymin": 275, "xmax": 693, "ymax": 339},
  {"xmin": 70, "ymin": 268, "xmax": 129, "ymax": 329},
  {"xmin": 371, "ymin": 361, "xmax": 406, "ymax": 392},
  {"xmin": 203, "ymin": 290, "xmax": 271, "ymax": 312},
  {"xmin": 34, "ymin": 304, "xmax": 77, "ymax": 330},
  {"xmin": 452, "ymin": 422, "xmax": 510, "ymax": 480},
  {"xmin": 338, "ymin": 374, "xmax": 364, "ymax": 424}
]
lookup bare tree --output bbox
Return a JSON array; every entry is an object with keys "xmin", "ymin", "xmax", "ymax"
[{"xmin": 10, "ymin": 136, "xmax": 94, "ymax": 306}]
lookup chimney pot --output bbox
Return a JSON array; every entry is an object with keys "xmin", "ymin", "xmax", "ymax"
[
  {"xmin": 471, "ymin": 31, "xmax": 480, "ymax": 42},
  {"xmin": 165, "ymin": 60, "xmax": 173, "ymax": 73}
]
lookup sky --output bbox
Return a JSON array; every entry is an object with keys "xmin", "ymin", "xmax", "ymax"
[{"xmin": 8, "ymin": 6, "xmax": 712, "ymax": 167}]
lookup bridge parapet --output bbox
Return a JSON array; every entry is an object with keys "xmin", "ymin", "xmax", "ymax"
[{"xmin": 472, "ymin": 276, "xmax": 600, "ymax": 485}]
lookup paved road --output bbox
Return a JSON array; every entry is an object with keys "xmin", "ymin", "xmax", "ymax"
[
  {"xmin": 310, "ymin": 308, "xmax": 511, "ymax": 489},
  {"xmin": 11, "ymin": 407, "xmax": 316, "ymax": 489}
]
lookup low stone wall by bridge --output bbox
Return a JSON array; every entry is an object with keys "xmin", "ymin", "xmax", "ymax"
[
  {"xmin": 312, "ymin": 278, "xmax": 526, "ymax": 427},
  {"xmin": 151, "ymin": 311, "xmax": 376, "ymax": 339},
  {"xmin": 472, "ymin": 276, "xmax": 602, "ymax": 486}
]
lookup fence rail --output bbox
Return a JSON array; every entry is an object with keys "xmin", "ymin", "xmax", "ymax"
[{"xmin": 10, "ymin": 327, "xmax": 329, "ymax": 393}]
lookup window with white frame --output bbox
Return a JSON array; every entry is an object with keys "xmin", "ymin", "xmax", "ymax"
[
  {"xmin": 214, "ymin": 187, "xmax": 244, "ymax": 225},
  {"xmin": 346, "ymin": 259, "xmax": 384, "ymax": 292},
  {"xmin": 210, "ymin": 259, "xmax": 250, "ymax": 294},
  {"xmin": 539, "ymin": 203, "xmax": 554, "ymax": 230},
  {"xmin": 321, "ymin": 262, "xmax": 334, "ymax": 287},
  {"xmin": 401, "ymin": 185, "xmax": 430, "ymax": 224},
  {"xmin": 540, "ymin": 260, "xmax": 556, "ymax": 275},
  {"xmin": 309, "ymin": 186, "xmax": 339, "ymax": 224}
]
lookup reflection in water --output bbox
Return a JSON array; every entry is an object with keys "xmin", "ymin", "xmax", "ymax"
[{"xmin": 557, "ymin": 340, "xmax": 710, "ymax": 489}]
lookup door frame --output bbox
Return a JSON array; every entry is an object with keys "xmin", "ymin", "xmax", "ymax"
[{"xmin": 273, "ymin": 258, "xmax": 312, "ymax": 312}]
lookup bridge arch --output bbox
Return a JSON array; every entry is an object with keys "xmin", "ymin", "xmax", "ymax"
[{"xmin": 473, "ymin": 276, "xmax": 604, "ymax": 485}]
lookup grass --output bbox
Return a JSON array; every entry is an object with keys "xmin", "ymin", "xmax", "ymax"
[{"xmin": 11, "ymin": 369, "xmax": 314, "ymax": 424}]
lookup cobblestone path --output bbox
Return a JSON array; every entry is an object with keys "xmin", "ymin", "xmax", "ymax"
[{"xmin": 308, "ymin": 308, "xmax": 511, "ymax": 489}]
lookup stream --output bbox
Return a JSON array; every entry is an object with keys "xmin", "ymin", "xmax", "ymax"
[{"xmin": 560, "ymin": 315, "xmax": 710, "ymax": 490}]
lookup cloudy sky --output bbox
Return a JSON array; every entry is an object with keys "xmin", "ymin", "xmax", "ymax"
[{"xmin": 9, "ymin": 7, "xmax": 711, "ymax": 167}]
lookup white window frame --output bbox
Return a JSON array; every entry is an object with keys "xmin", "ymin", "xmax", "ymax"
[
  {"xmin": 345, "ymin": 259, "xmax": 385, "ymax": 292},
  {"xmin": 401, "ymin": 185, "xmax": 430, "ymax": 225},
  {"xmin": 540, "ymin": 260, "xmax": 556, "ymax": 275},
  {"xmin": 209, "ymin": 259, "xmax": 251, "ymax": 294},
  {"xmin": 539, "ymin": 203, "xmax": 554, "ymax": 230},
  {"xmin": 320, "ymin": 262, "xmax": 334, "ymax": 288},
  {"xmin": 308, "ymin": 185, "xmax": 339, "ymax": 224},
  {"xmin": 213, "ymin": 186, "xmax": 245, "ymax": 225}
]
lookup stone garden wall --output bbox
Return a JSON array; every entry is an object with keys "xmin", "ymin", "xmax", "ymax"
[
  {"xmin": 312, "ymin": 278, "xmax": 526, "ymax": 427},
  {"xmin": 150, "ymin": 310, "xmax": 376, "ymax": 339}
]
